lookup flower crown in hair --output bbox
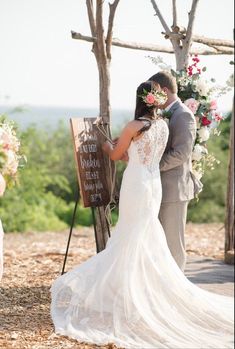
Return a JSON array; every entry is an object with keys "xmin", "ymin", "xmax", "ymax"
[{"xmin": 140, "ymin": 88, "xmax": 167, "ymax": 107}]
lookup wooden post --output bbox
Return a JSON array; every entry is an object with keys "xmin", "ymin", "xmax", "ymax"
[{"xmin": 83, "ymin": 0, "xmax": 120, "ymax": 251}]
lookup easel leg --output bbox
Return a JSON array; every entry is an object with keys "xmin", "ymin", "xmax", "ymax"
[
  {"xmin": 91, "ymin": 207, "xmax": 99, "ymax": 254},
  {"xmin": 97, "ymin": 206, "xmax": 107, "ymax": 250},
  {"xmin": 61, "ymin": 196, "xmax": 79, "ymax": 275}
]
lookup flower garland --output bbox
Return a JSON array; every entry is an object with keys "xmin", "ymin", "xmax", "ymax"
[
  {"xmin": 0, "ymin": 115, "xmax": 26, "ymax": 197},
  {"xmin": 148, "ymin": 55, "xmax": 233, "ymax": 183},
  {"xmin": 175, "ymin": 55, "xmax": 232, "ymax": 181}
]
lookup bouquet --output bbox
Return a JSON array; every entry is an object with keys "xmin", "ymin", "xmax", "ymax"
[{"xmin": 0, "ymin": 115, "xmax": 26, "ymax": 196}]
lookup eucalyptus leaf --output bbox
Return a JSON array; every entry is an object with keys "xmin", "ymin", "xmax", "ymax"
[{"xmin": 170, "ymin": 69, "xmax": 177, "ymax": 77}]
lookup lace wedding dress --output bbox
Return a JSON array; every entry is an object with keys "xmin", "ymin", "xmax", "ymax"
[{"xmin": 51, "ymin": 119, "xmax": 234, "ymax": 349}]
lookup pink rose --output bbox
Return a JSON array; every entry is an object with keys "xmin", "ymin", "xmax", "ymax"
[
  {"xmin": 201, "ymin": 116, "xmax": 212, "ymax": 126},
  {"xmin": 214, "ymin": 113, "xmax": 223, "ymax": 122},
  {"xmin": 145, "ymin": 93, "xmax": 155, "ymax": 105},
  {"xmin": 184, "ymin": 98, "xmax": 200, "ymax": 114},
  {"xmin": 3, "ymin": 144, "xmax": 10, "ymax": 151},
  {"xmin": 210, "ymin": 100, "xmax": 217, "ymax": 110},
  {"xmin": 0, "ymin": 174, "xmax": 6, "ymax": 197}
]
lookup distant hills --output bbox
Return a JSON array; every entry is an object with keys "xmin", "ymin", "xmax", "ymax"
[{"xmin": 0, "ymin": 105, "xmax": 134, "ymax": 132}]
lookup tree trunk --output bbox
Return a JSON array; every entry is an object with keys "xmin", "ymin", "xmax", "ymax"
[
  {"xmin": 174, "ymin": 46, "xmax": 189, "ymax": 70},
  {"xmin": 225, "ymin": 107, "xmax": 234, "ymax": 264},
  {"xmin": 94, "ymin": 60, "xmax": 113, "ymax": 251},
  {"xmin": 83, "ymin": 0, "xmax": 120, "ymax": 252},
  {"xmin": 97, "ymin": 61, "xmax": 111, "ymax": 122}
]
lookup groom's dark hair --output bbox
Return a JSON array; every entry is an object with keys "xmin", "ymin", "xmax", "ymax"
[{"xmin": 149, "ymin": 71, "xmax": 178, "ymax": 93}]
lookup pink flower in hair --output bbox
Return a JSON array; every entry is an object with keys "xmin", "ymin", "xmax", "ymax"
[{"xmin": 145, "ymin": 93, "xmax": 155, "ymax": 105}]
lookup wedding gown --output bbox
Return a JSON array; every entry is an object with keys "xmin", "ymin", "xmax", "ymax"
[{"xmin": 51, "ymin": 119, "xmax": 234, "ymax": 349}]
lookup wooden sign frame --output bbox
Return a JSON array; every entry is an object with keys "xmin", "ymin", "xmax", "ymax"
[{"xmin": 70, "ymin": 117, "xmax": 110, "ymax": 208}]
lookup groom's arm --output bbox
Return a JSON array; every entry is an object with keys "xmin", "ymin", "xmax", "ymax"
[{"xmin": 160, "ymin": 112, "xmax": 196, "ymax": 172}]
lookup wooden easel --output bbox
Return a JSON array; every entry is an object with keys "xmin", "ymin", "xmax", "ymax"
[{"xmin": 61, "ymin": 117, "xmax": 112, "ymax": 274}]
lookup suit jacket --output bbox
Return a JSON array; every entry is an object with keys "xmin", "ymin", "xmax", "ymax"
[{"xmin": 160, "ymin": 100, "xmax": 197, "ymax": 203}]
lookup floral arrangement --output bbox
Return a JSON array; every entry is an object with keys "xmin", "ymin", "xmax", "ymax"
[
  {"xmin": 140, "ymin": 88, "xmax": 168, "ymax": 107},
  {"xmin": 0, "ymin": 116, "xmax": 26, "ymax": 197},
  {"xmin": 174, "ymin": 55, "xmax": 232, "ymax": 181},
  {"xmin": 148, "ymin": 54, "xmax": 233, "ymax": 183}
]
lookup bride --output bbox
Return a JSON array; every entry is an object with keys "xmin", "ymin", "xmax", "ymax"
[{"xmin": 50, "ymin": 81, "xmax": 234, "ymax": 349}]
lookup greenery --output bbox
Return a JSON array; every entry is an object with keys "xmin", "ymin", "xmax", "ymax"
[{"xmin": 0, "ymin": 113, "xmax": 232, "ymax": 232}]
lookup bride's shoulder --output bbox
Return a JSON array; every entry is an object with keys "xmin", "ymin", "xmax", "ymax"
[{"xmin": 125, "ymin": 120, "xmax": 146, "ymax": 132}]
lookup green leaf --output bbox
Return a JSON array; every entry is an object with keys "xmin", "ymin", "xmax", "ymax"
[{"xmin": 170, "ymin": 69, "xmax": 177, "ymax": 77}]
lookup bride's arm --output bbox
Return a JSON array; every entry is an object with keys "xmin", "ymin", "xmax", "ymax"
[{"xmin": 102, "ymin": 122, "xmax": 137, "ymax": 161}]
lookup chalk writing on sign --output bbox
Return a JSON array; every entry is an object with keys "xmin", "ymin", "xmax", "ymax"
[{"xmin": 70, "ymin": 117, "xmax": 110, "ymax": 207}]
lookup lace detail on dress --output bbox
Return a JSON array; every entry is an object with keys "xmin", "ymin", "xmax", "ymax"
[{"xmin": 134, "ymin": 119, "xmax": 169, "ymax": 173}]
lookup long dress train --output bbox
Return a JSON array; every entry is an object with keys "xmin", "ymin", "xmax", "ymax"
[{"xmin": 51, "ymin": 119, "xmax": 234, "ymax": 349}]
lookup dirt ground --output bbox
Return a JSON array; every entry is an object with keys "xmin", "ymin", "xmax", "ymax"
[{"xmin": 0, "ymin": 223, "xmax": 232, "ymax": 349}]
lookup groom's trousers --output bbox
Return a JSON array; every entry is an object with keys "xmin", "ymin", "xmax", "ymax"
[{"xmin": 159, "ymin": 201, "xmax": 189, "ymax": 272}]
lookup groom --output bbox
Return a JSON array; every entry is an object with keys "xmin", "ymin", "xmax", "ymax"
[{"xmin": 149, "ymin": 71, "xmax": 197, "ymax": 271}]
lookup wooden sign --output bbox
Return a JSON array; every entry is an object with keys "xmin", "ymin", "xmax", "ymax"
[{"xmin": 70, "ymin": 117, "xmax": 110, "ymax": 208}]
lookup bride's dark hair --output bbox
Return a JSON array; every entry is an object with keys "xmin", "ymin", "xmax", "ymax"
[{"xmin": 134, "ymin": 81, "xmax": 158, "ymax": 135}]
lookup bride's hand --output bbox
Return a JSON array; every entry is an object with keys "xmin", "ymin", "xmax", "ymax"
[
  {"xmin": 102, "ymin": 141, "xmax": 113, "ymax": 154},
  {"xmin": 112, "ymin": 137, "xmax": 119, "ymax": 145},
  {"xmin": 120, "ymin": 152, "xmax": 129, "ymax": 162}
]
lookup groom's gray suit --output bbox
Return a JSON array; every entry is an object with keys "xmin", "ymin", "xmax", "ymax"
[{"xmin": 159, "ymin": 99, "xmax": 197, "ymax": 271}]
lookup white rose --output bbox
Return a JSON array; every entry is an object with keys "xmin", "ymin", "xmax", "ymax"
[
  {"xmin": 5, "ymin": 150, "xmax": 19, "ymax": 175},
  {"xmin": 192, "ymin": 144, "xmax": 207, "ymax": 161},
  {"xmin": 197, "ymin": 127, "xmax": 210, "ymax": 142},
  {"xmin": 195, "ymin": 79, "xmax": 209, "ymax": 97}
]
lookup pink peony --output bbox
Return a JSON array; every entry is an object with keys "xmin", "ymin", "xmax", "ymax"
[
  {"xmin": 145, "ymin": 93, "xmax": 155, "ymax": 105},
  {"xmin": 210, "ymin": 100, "xmax": 218, "ymax": 110},
  {"xmin": 184, "ymin": 98, "xmax": 200, "ymax": 114},
  {"xmin": 0, "ymin": 174, "xmax": 6, "ymax": 197},
  {"xmin": 214, "ymin": 113, "xmax": 223, "ymax": 122}
]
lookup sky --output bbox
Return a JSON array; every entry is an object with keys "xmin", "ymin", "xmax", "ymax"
[{"xmin": 0, "ymin": 0, "xmax": 234, "ymax": 112}]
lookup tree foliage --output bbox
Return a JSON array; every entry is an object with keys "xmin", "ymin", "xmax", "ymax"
[{"xmin": 0, "ymin": 115, "xmax": 231, "ymax": 232}]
